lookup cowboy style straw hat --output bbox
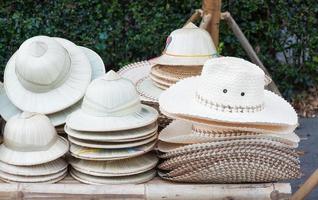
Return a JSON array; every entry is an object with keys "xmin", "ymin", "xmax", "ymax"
[
  {"xmin": 4, "ymin": 35, "xmax": 92, "ymax": 114},
  {"xmin": 150, "ymin": 22, "xmax": 217, "ymax": 66},
  {"xmin": 66, "ymin": 70, "xmax": 158, "ymax": 132},
  {"xmin": 0, "ymin": 112, "xmax": 69, "ymax": 166},
  {"xmin": 159, "ymin": 57, "xmax": 298, "ymax": 129}
]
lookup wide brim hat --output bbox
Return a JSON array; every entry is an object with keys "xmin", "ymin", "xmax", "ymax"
[
  {"xmin": 0, "ymin": 137, "xmax": 69, "ymax": 166},
  {"xmin": 159, "ymin": 120, "xmax": 299, "ymax": 147},
  {"xmin": 136, "ymin": 77, "xmax": 163, "ymax": 102},
  {"xmin": 64, "ymin": 122, "xmax": 157, "ymax": 142},
  {"xmin": 157, "ymin": 141, "xmax": 186, "ymax": 153},
  {"xmin": 4, "ymin": 36, "xmax": 92, "ymax": 114},
  {"xmin": 159, "ymin": 76, "xmax": 298, "ymax": 130},
  {"xmin": 69, "ymin": 153, "xmax": 158, "ymax": 177},
  {"xmin": 66, "ymin": 105, "xmax": 158, "ymax": 132}
]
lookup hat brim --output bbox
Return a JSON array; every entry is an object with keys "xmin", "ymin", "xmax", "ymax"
[
  {"xmin": 118, "ymin": 61, "xmax": 153, "ymax": 85},
  {"xmin": 4, "ymin": 38, "xmax": 92, "ymax": 114},
  {"xmin": 66, "ymin": 105, "xmax": 158, "ymax": 132},
  {"xmin": 159, "ymin": 120, "xmax": 299, "ymax": 147},
  {"xmin": 136, "ymin": 77, "xmax": 163, "ymax": 103},
  {"xmin": 0, "ymin": 137, "xmax": 69, "ymax": 166},
  {"xmin": 159, "ymin": 77, "xmax": 298, "ymax": 129},
  {"xmin": 150, "ymin": 54, "xmax": 212, "ymax": 66}
]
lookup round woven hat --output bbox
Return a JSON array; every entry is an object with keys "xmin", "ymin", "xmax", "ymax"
[
  {"xmin": 136, "ymin": 77, "xmax": 163, "ymax": 102},
  {"xmin": 159, "ymin": 57, "xmax": 298, "ymax": 129},
  {"xmin": 0, "ymin": 158, "xmax": 67, "ymax": 176},
  {"xmin": 157, "ymin": 141, "xmax": 186, "ymax": 153},
  {"xmin": 69, "ymin": 153, "xmax": 158, "ymax": 177},
  {"xmin": 64, "ymin": 122, "xmax": 157, "ymax": 142},
  {"xmin": 70, "ymin": 140, "xmax": 156, "ymax": 161},
  {"xmin": 0, "ymin": 112, "xmax": 69, "ymax": 166},
  {"xmin": 150, "ymin": 22, "xmax": 217, "ymax": 66},
  {"xmin": 66, "ymin": 71, "xmax": 158, "ymax": 132},
  {"xmin": 4, "ymin": 36, "xmax": 92, "ymax": 114}
]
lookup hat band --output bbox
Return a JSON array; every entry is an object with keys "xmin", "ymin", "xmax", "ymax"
[
  {"xmin": 4, "ymin": 135, "xmax": 58, "ymax": 152},
  {"xmin": 163, "ymin": 52, "xmax": 218, "ymax": 58},
  {"xmin": 195, "ymin": 93, "xmax": 264, "ymax": 113},
  {"xmin": 82, "ymin": 97, "xmax": 142, "ymax": 117}
]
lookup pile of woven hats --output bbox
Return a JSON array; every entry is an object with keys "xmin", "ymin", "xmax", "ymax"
[
  {"xmin": 119, "ymin": 22, "xmax": 217, "ymax": 129},
  {"xmin": 65, "ymin": 71, "xmax": 159, "ymax": 185},
  {"xmin": 0, "ymin": 35, "xmax": 105, "ymax": 130},
  {"xmin": 0, "ymin": 112, "xmax": 69, "ymax": 183},
  {"xmin": 157, "ymin": 57, "xmax": 301, "ymax": 183}
]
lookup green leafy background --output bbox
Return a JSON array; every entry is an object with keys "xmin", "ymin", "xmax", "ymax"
[{"xmin": 0, "ymin": 0, "xmax": 317, "ymax": 99}]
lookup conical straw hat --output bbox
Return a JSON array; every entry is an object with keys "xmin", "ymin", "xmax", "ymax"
[
  {"xmin": 66, "ymin": 71, "xmax": 158, "ymax": 132},
  {"xmin": 0, "ymin": 112, "xmax": 69, "ymax": 166},
  {"xmin": 70, "ymin": 168, "xmax": 156, "ymax": 185},
  {"xmin": 150, "ymin": 23, "xmax": 217, "ymax": 66},
  {"xmin": 69, "ymin": 153, "xmax": 158, "ymax": 177},
  {"xmin": 0, "ymin": 158, "xmax": 67, "ymax": 176},
  {"xmin": 70, "ymin": 140, "xmax": 156, "ymax": 161},
  {"xmin": 64, "ymin": 122, "xmax": 157, "ymax": 142},
  {"xmin": 4, "ymin": 36, "xmax": 92, "ymax": 114},
  {"xmin": 159, "ymin": 57, "xmax": 298, "ymax": 129}
]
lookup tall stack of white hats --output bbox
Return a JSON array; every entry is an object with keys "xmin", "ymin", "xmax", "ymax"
[
  {"xmin": 157, "ymin": 57, "xmax": 301, "ymax": 183},
  {"xmin": 65, "ymin": 71, "xmax": 159, "ymax": 185},
  {"xmin": 0, "ymin": 36, "xmax": 105, "ymax": 128},
  {"xmin": 0, "ymin": 112, "xmax": 69, "ymax": 183},
  {"xmin": 119, "ymin": 22, "xmax": 217, "ymax": 130}
]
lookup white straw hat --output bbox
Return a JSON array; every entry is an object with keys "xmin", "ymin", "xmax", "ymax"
[
  {"xmin": 0, "ymin": 112, "xmax": 69, "ymax": 166},
  {"xmin": 64, "ymin": 122, "xmax": 157, "ymax": 142},
  {"xmin": 136, "ymin": 77, "xmax": 163, "ymax": 103},
  {"xmin": 159, "ymin": 57, "xmax": 298, "ymax": 129},
  {"xmin": 150, "ymin": 22, "xmax": 217, "ymax": 66},
  {"xmin": 4, "ymin": 36, "xmax": 92, "ymax": 114},
  {"xmin": 68, "ymin": 153, "xmax": 158, "ymax": 177},
  {"xmin": 66, "ymin": 71, "xmax": 158, "ymax": 132}
]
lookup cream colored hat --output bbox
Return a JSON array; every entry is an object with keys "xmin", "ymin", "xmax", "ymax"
[
  {"xmin": 159, "ymin": 57, "xmax": 298, "ymax": 130},
  {"xmin": 136, "ymin": 77, "xmax": 163, "ymax": 102},
  {"xmin": 0, "ymin": 112, "xmax": 69, "ymax": 166},
  {"xmin": 150, "ymin": 23, "xmax": 217, "ymax": 66},
  {"xmin": 66, "ymin": 71, "xmax": 158, "ymax": 132}
]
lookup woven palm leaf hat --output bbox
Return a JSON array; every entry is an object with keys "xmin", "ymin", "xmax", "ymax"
[{"xmin": 0, "ymin": 37, "xmax": 105, "ymax": 126}]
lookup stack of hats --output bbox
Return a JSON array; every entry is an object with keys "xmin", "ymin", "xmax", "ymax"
[
  {"xmin": 0, "ymin": 112, "xmax": 69, "ymax": 183},
  {"xmin": 157, "ymin": 57, "xmax": 301, "ymax": 183},
  {"xmin": 65, "ymin": 71, "xmax": 159, "ymax": 184},
  {"xmin": 119, "ymin": 22, "xmax": 217, "ymax": 129},
  {"xmin": 0, "ymin": 36, "xmax": 105, "ymax": 128}
]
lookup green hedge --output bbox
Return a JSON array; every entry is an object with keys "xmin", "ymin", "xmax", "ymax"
[{"xmin": 0, "ymin": 0, "xmax": 317, "ymax": 99}]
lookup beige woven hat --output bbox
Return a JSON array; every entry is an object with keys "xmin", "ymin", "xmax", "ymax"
[
  {"xmin": 159, "ymin": 57, "xmax": 298, "ymax": 130},
  {"xmin": 150, "ymin": 22, "xmax": 217, "ymax": 66},
  {"xmin": 157, "ymin": 141, "xmax": 186, "ymax": 153},
  {"xmin": 4, "ymin": 35, "xmax": 92, "ymax": 114},
  {"xmin": 64, "ymin": 122, "xmax": 157, "ymax": 142},
  {"xmin": 70, "ymin": 168, "xmax": 156, "ymax": 185},
  {"xmin": 0, "ymin": 112, "xmax": 69, "ymax": 166},
  {"xmin": 66, "ymin": 71, "xmax": 158, "ymax": 132},
  {"xmin": 69, "ymin": 153, "xmax": 158, "ymax": 177},
  {"xmin": 159, "ymin": 120, "xmax": 299, "ymax": 147},
  {"xmin": 136, "ymin": 77, "xmax": 163, "ymax": 102},
  {"xmin": 70, "ymin": 140, "xmax": 156, "ymax": 161},
  {"xmin": 0, "ymin": 158, "xmax": 67, "ymax": 176}
]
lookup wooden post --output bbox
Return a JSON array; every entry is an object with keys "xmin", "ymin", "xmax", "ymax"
[
  {"xmin": 202, "ymin": 0, "xmax": 221, "ymax": 47},
  {"xmin": 291, "ymin": 169, "xmax": 318, "ymax": 200}
]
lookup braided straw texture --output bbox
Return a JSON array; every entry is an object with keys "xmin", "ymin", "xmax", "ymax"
[{"xmin": 150, "ymin": 65, "xmax": 202, "ymax": 82}]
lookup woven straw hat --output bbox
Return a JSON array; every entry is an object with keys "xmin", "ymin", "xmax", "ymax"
[
  {"xmin": 136, "ymin": 77, "xmax": 163, "ymax": 102},
  {"xmin": 69, "ymin": 153, "xmax": 158, "ymax": 177},
  {"xmin": 150, "ymin": 22, "xmax": 217, "ymax": 66},
  {"xmin": 159, "ymin": 120, "xmax": 299, "ymax": 147},
  {"xmin": 70, "ymin": 140, "xmax": 156, "ymax": 161},
  {"xmin": 66, "ymin": 71, "xmax": 158, "ymax": 132},
  {"xmin": 0, "ymin": 112, "xmax": 69, "ymax": 166},
  {"xmin": 4, "ymin": 36, "xmax": 92, "ymax": 114},
  {"xmin": 0, "ymin": 44, "xmax": 105, "ymax": 125},
  {"xmin": 0, "ymin": 158, "xmax": 67, "ymax": 176},
  {"xmin": 159, "ymin": 57, "xmax": 298, "ymax": 129},
  {"xmin": 157, "ymin": 141, "xmax": 185, "ymax": 153},
  {"xmin": 70, "ymin": 168, "xmax": 156, "ymax": 185},
  {"xmin": 64, "ymin": 122, "xmax": 157, "ymax": 142}
]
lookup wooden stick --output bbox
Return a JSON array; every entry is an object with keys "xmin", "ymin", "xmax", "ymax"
[
  {"xmin": 185, "ymin": 9, "xmax": 203, "ymax": 25},
  {"xmin": 221, "ymin": 11, "xmax": 281, "ymax": 96},
  {"xmin": 291, "ymin": 169, "xmax": 318, "ymax": 200},
  {"xmin": 199, "ymin": 14, "xmax": 212, "ymax": 30}
]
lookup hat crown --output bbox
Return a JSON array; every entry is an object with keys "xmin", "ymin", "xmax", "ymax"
[
  {"xmin": 3, "ymin": 112, "xmax": 57, "ymax": 151},
  {"xmin": 163, "ymin": 22, "xmax": 217, "ymax": 57},
  {"xmin": 82, "ymin": 71, "xmax": 140, "ymax": 116},
  {"xmin": 196, "ymin": 57, "xmax": 265, "ymax": 112},
  {"xmin": 15, "ymin": 36, "xmax": 71, "ymax": 92}
]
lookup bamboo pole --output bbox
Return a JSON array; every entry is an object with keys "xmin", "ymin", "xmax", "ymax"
[
  {"xmin": 202, "ymin": 0, "xmax": 221, "ymax": 47},
  {"xmin": 291, "ymin": 169, "xmax": 318, "ymax": 200}
]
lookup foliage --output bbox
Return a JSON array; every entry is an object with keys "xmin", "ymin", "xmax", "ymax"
[{"xmin": 0, "ymin": 0, "xmax": 317, "ymax": 99}]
